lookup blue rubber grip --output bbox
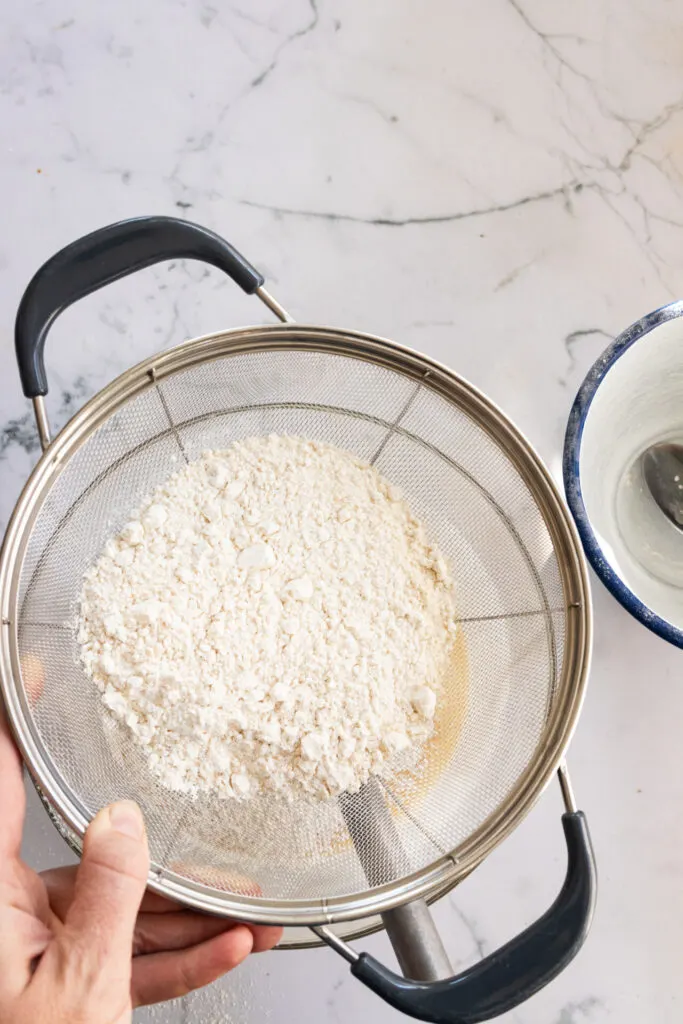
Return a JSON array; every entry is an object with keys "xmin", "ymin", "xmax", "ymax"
[{"xmin": 352, "ymin": 812, "xmax": 596, "ymax": 1023}]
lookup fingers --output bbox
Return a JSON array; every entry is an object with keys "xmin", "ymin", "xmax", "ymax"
[
  {"xmin": 133, "ymin": 912, "xmax": 243, "ymax": 956},
  {"xmin": 137, "ymin": 889, "xmax": 182, "ymax": 914},
  {"xmin": 42, "ymin": 865, "xmax": 282, "ymax": 953},
  {"xmin": 20, "ymin": 654, "xmax": 45, "ymax": 705},
  {"xmin": 248, "ymin": 923, "xmax": 282, "ymax": 953},
  {"xmin": 0, "ymin": 903, "xmax": 53, "ymax": 999},
  {"xmin": 133, "ymin": 910, "xmax": 283, "ymax": 957},
  {"xmin": 0, "ymin": 652, "xmax": 45, "ymax": 863},
  {"xmin": 59, "ymin": 801, "xmax": 149, "ymax": 975},
  {"xmin": 39, "ymin": 866, "xmax": 78, "ymax": 922},
  {"xmin": 42, "ymin": 865, "xmax": 181, "ymax": 921},
  {"xmin": 171, "ymin": 861, "xmax": 262, "ymax": 897},
  {"xmin": 132, "ymin": 926, "xmax": 253, "ymax": 1007},
  {"xmin": 0, "ymin": 708, "xmax": 27, "ymax": 863}
]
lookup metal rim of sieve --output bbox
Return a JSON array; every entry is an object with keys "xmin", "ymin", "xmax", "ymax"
[{"xmin": 0, "ymin": 322, "xmax": 592, "ymax": 926}]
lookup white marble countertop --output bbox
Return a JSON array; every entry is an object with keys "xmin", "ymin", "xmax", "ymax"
[{"xmin": 3, "ymin": 1, "xmax": 683, "ymax": 1021}]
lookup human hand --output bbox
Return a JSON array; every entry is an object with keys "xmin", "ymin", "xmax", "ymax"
[{"xmin": 0, "ymin": 714, "xmax": 282, "ymax": 1023}]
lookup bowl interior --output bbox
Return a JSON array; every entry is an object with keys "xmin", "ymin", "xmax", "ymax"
[{"xmin": 578, "ymin": 313, "xmax": 683, "ymax": 632}]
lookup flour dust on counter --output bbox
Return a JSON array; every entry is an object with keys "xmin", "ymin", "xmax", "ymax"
[{"xmin": 78, "ymin": 435, "xmax": 458, "ymax": 803}]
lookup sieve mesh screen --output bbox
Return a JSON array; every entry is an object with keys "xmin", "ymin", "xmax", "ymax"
[{"xmin": 11, "ymin": 343, "xmax": 575, "ymax": 917}]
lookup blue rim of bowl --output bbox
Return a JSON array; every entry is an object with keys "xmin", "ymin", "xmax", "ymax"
[{"xmin": 563, "ymin": 300, "xmax": 683, "ymax": 648}]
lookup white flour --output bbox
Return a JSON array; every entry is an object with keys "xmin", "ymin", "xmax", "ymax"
[{"xmin": 78, "ymin": 436, "xmax": 457, "ymax": 801}]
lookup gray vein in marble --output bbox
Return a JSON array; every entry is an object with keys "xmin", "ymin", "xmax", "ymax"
[
  {"xmin": 643, "ymin": 208, "xmax": 683, "ymax": 232},
  {"xmin": 459, "ymin": 88, "xmax": 507, "ymax": 127},
  {"xmin": 507, "ymin": 0, "xmax": 591, "ymax": 85},
  {"xmin": 242, "ymin": 181, "xmax": 581, "ymax": 226},
  {"xmin": 224, "ymin": 3, "xmax": 272, "ymax": 30},
  {"xmin": 506, "ymin": 0, "xmax": 619, "ymax": 129},
  {"xmin": 325, "ymin": 976, "xmax": 345, "ymax": 1024},
  {"xmin": 554, "ymin": 996, "xmax": 602, "ymax": 1023},
  {"xmin": 619, "ymin": 96, "xmax": 683, "ymax": 172},
  {"xmin": 199, "ymin": 4, "xmax": 217, "ymax": 29},
  {"xmin": 104, "ymin": 34, "xmax": 133, "ymax": 61},
  {"xmin": 331, "ymin": 89, "xmax": 487, "ymax": 201},
  {"xmin": 0, "ymin": 376, "xmax": 93, "ymax": 461},
  {"xmin": 250, "ymin": 0, "xmax": 319, "ymax": 90},
  {"xmin": 336, "ymin": 91, "xmax": 400, "ymax": 127},
  {"xmin": 17, "ymin": 34, "xmax": 67, "ymax": 99},
  {"xmin": 597, "ymin": 97, "xmax": 683, "ymax": 214},
  {"xmin": 166, "ymin": 132, "xmax": 219, "ymax": 207},
  {"xmin": 545, "ymin": 31, "xmax": 590, "ymax": 45},
  {"xmin": 592, "ymin": 187, "xmax": 676, "ymax": 296},
  {"xmin": 494, "ymin": 259, "xmax": 535, "ymax": 291},
  {"xmin": 559, "ymin": 328, "xmax": 612, "ymax": 386},
  {"xmin": 0, "ymin": 410, "xmax": 40, "ymax": 459},
  {"xmin": 183, "ymin": 131, "xmax": 215, "ymax": 154},
  {"xmin": 99, "ymin": 308, "xmax": 127, "ymax": 336},
  {"xmin": 506, "ymin": 0, "xmax": 683, "ymax": 265},
  {"xmin": 550, "ymin": 84, "xmax": 683, "ymax": 293},
  {"xmin": 552, "ymin": 148, "xmax": 678, "ymax": 292},
  {"xmin": 447, "ymin": 897, "xmax": 487, "ymax": 960},
  {"xmin": 165, "ymin": 1, "xmax": 322, "ymax": 206},
  {"xmin": 160, "ymin": 299, "xmax": 191, "ymax": 348},
  {"xmin": 50, "ymin": 376, "xmax": 94, "ymax": 424}
]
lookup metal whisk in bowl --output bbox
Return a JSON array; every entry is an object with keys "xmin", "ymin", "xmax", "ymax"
[{"xmin": 0, "ymin": 217, "xmax": 595, "ymax": 1022}]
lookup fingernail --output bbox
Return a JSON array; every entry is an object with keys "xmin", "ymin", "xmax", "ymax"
[{"xmin": 109, "ymin": 800, "xmax": 145, "ymax": 839}]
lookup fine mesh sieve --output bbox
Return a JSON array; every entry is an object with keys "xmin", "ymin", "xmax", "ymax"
[{"xmin": 1, "ymin": 218, "xmax": 595, "ymax": 1022}]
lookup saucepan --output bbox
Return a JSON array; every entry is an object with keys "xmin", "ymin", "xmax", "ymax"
[{"xmin": 1, "ymin": 216, "xmax": 595, "ymax": 1021}]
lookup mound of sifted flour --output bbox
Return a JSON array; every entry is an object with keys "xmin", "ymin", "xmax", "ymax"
[{"xmin": 78, "ymin": 435, "xmax": 457, "ymax": 802}]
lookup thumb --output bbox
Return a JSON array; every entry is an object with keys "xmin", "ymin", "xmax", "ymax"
[{"xmin": 62, "ymin": 801, "xmax": 149, "ymax": 976}]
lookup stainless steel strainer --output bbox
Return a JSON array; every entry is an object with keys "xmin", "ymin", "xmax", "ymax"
[{"xmin": 1, "ymin": 217, "xmax": 595, "ymax": 1023}]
